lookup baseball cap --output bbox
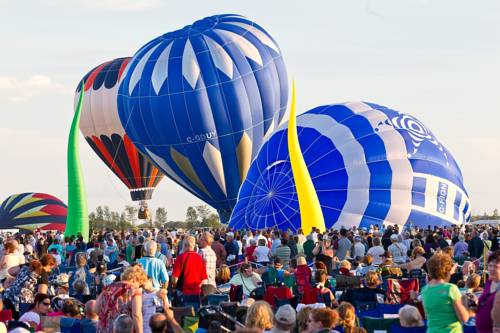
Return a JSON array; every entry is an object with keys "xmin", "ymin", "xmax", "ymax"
[
  {"xmin": 275, "ymin": 304, "xmax": 296, "ymax": 326},
  {"xmin": 226, "ymin": 232, "xmax": 234, "ymax": 238},
  {"xmin": 390, "ymin": 234, "xmax": 399, "ymax": 241}
]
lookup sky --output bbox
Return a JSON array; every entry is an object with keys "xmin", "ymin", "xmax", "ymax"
[{"xmin": 1, "ymin": 0, "xmax": 499, "ymax": 221}]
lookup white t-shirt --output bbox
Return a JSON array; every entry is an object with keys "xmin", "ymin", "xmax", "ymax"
[
  {"xmin": 367, "ymin": 245, "xmax": 385, "ymax": 265},
  {"xmin": 388, "ymin": 243, "xmax": 407, "ymax": 264},
  {"xmin": 253, "ymin": 246, "xmax": 270, "ymax": 263},
  {"xmin": 353, "ymin": 242, "xmax": 366, "ymax": 258}
]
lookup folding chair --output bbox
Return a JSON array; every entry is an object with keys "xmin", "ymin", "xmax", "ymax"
[
  {"xmin": 385, "ymin": 278, "xmax": 419, "ymax": 304},
  {"xmin": 389, "ymin": 323, "xmax": 427, "ymax": 333},
  {"xmin": 264, "ymin": 286, "xmax": 293, "ymax": 307},
  {"xmin": 207, "ymin": 294, "xmax": 230, "ymax": 306},
  {"xmin": 334, "ymin": 274, "xmax": 362, "ymax": 291},
  {"xmin": 361, "ymin": 317, "xmax": 399, "ymax": 333},
  {"xmin": 376, "ymin": 303, "xmax": 405, "ymax": 317}
]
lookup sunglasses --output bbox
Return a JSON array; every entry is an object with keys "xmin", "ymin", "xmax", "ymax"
[{"xmin": 41, "ymin": 302, "xmax": 51, "ymax": 306}]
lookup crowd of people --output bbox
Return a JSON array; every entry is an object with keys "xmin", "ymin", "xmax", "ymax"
[{"xmin": 0, "ymin": 222, "xmax": 498, "ymax": 333}]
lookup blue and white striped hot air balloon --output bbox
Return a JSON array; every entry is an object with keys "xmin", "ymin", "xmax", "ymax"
[
  {"xmin": 229, "ymin": 102, "xmax": 471, "ymax": 231},
  {"xmin": 117, "ymin": 14, "xmax": 288, "ymax": 222}
]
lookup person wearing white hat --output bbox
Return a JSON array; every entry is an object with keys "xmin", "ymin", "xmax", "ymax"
[
  {"xmin": 388, "ymin": 234, "xmax": 407, "ymax": 264},
  {"xmin": 266, "ymin": 304, "xmax": 296, "ymax": 333}
]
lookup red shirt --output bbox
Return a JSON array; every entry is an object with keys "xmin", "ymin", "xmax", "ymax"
[
  {"xmin": 245, "ymin": 245, "xmax": 257, "ymax": 261},
  {"xmin": 172, "ymin": 251, "xmax": 207, "ymax": 295}
]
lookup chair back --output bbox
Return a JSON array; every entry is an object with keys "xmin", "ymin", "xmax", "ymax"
[
  {"xmin": 361, "ymin": 317, "xmax": 398, "ymax": 333},
  {"xmin": 334, "ymin": 275, "xmax": 362, "ymax": 291}
]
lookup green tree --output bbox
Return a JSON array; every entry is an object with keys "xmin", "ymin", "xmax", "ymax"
[
  {"xmin": 124, "ymin": 205, "xmax": 138, "ymax": 225},
  {"xmin": 154, "ymin": 207, "xmax": 168, "ymax": 228},
  {"xmin": 185, "ymin": 206, "xmax": 199, "ymax": 228}
]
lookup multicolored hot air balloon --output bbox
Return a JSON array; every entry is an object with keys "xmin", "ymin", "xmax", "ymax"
[
  {"xmin": 76, "ymin": 58, "xmax": 164, "ymax": 218},
  {"xmin": 117, "ymin": 14, "xmax": 288, "ymax": 222},
  {"xmin": 0, "ymin": 193, "xmax": 67, "ymax": 231},
  {"xmin": 229, "ymin": 102, "xmax": 471, "ymax": 231}
]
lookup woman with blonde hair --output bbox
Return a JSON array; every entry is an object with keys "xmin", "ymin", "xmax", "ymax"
[
  {"xmin": 95, "ymin": 265, "xmax": 147, "ymax": 333},
  {"xmin": 337, "ymin": 302, "xmax": 366, "ymax": 333},
  {"xmin": 397, "ymin": 246, "xmax": 426, "ymax": 272},
  {"xmin": 244, "ymin": 301, "xmax": 273, "ymax": 332}
]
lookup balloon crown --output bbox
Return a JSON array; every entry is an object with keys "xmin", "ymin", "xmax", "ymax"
[{"xmin": 162, "ymin": 14, "xmax": 242, "ymax": 39}]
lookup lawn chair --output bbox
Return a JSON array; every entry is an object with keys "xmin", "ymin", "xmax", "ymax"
[
  {"xmin": 385, "ymin": 278, "xmax": 419, "ymax": 304},
  {"xmin": 361, "ymin": 317, "xmax": 399, "ymax": 333}
]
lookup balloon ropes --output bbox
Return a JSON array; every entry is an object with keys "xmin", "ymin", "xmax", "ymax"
[
  {"xmin": 76, "ymin": 58, "xmax": 165, "ymax": 219},
  {"xmin": 117, "ymin": 14, "xmax": 288, "ymax": 222},
  {"xmin": 229, "ymin": 102, "xmax": 471, "ymax": 231},
  {"xmin": 0, "ymin": 193, "xmax": 67, "ymax": 231}
]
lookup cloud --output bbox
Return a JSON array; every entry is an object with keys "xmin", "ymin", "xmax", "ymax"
[
  {"xmin": 0, "ymin": 75, "xmax": 71, "ymax": 103},
  {"xmin": 78, "ymin": 0, "xmax": 162, "ymax": 12}
]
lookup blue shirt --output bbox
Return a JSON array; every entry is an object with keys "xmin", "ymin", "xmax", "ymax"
[{"xmin": 137, "ymin": 256, "xmax": 169, "ymax": 290}]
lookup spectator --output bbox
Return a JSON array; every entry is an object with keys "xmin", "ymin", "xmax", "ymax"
[
  {"xmin": 224, "ymin": 232, "xmax": 239, "ymax": 266},
  {"xmin": 113, "ymin": 315, "xmax": 134, "ymax": 333},
  {"xmin": 313, "ymin": 238, "xmax": 334, "ymax": 276},
  {"xmin": 366, "ymin": 238, "xmax": 385, "ymax": 266},
  {"xmin": 397, "ymin": 246, "xmax": 426, "ymax": 272},
  {"xmin": 95, "ymin": 265, "xmax": 147, "ymax": 333},
  {"xmin": 352, "ymin": 236, "xmax": 366, "ymax": 259},
  {"xmin": 269, "ymin": 304, "xmax": 296, "ymax": 333},
  {"xmin": 475, "ymin": 250, "xmax": 500, "ymax": 333},
  {"xmin": 306, "ymin": 307, "xmax": 340, "ymax": 333},
  {"xmin": 253, "ymin": 239, "xmax": 270, "ymax": 267},
  {"xmin": 303, "ymin": 235, "xmax": 316, "ymax": 263},
  {"xmin": 80, "ymin": 300, "xmax": 98, "ymax": 333},
  {"xmin": 229, "ymin": 263, "xmax": 262, "ymax": 297},
  {"xmin": 2, "ymin": 260, "xmax": 44, "ymax": 318},
  {"xmin": 275, "ymin": 238, "xmax": 292, "ymax": 270},
  {"xmin": 211, "ymin": 234, "xmax": 227, "ymax": 268},
  {"xmin": 171, "ymin": 236, "xmax": 207, "ymax": 305},
  {"xmin": 388, "ymin": 234, "xmax": 407, "ymax": 264},
  {"xmin": 335, "ymin": 229, "xmax": 351, "ymax": 261},
  {"xmin": 297, "ymin": 306, "xmax": 314, "ymax": 333},
  {"xmin": 337, "ymin": 302, "xmax": 366, "ymax": 333},
  {"xmin": 0, "ymin": 241, "xmax": 23, "ymax": 283},
  {"xmin": 400, "ymin": 305, "xmax": 425, "ymax": 327},
  {"xmin": 421, "ymin": 253, "xmax": 469, "ymax": 333},
  {"xmin": 295, "ymin": 255, "xmax": 312, "ymax": 294},
  {"xmin": 245, "ymin": 239, "xmax": 258, "ymax": 262},
  {"xmin": 245, "ymin": 301, "xmax": 273, "ymax": 332},
  {"xmin": 198, "ymin": 232, "xmax": 217, "ymax": 296},
  {"xmin": 137, "ymin": 240, "xmax": 169, "ymax": 290},
  {"xmin": 468, "ymin": 231, "xmax": 484, "ymax": 259},
  {"xmin": 453, "ymin": 234, "xmax": 469, "ymax": 258},
  {"xmin": 17, "ymin": 293, "xmax": 50, "ymax": 329}
]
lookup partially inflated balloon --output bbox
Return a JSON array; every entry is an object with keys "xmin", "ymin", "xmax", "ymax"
[
  {"xmin": 0, "ymin": 193, "xmax": 67, "ymax": 231},
  {"xmin": 118, "ymin": 14, "xmax": 288, "ymax": 221},
  {"xmin": 229, "ymin": 102, "xmax": 471, "ymax": 231},
  {"xmin": 66, "ymin": 86, "xmax": 89, "ymax": 241},
  {"xmin": 75, "ymin": 58, "xmax": 164, "ymax": 203}
]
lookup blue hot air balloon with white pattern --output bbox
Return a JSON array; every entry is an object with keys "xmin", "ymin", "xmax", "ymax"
[
  {"xmin": 229, "ymin": 102, "xmax": 471, "ymax": 231},
  {"xmin": 118, "ymin": 14, "xmax": 288, "ymax": 222}
]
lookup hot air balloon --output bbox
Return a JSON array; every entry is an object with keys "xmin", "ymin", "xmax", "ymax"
[
  {"xmin": 117, "ymin": 14, "xmax": 288, "ymax": 222},
  {"xmin": 0, "ymin": 193, "xmax": 67, "ymax": 231},
  {"xmin": 76, "ymin": 58, "xmax": 164, "ymax": 219},
  {"xmin": 229, "ymin": 102, "xmax": 471, "ymax": 231}
]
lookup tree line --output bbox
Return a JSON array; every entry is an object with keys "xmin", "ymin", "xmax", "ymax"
[
  {"xmin": 471, "ymin": 208, "xmax": 499, "ymax": 222},
  {"xmin": 88, "ymin": 204, "xmax": 221, "ymax": 230}
]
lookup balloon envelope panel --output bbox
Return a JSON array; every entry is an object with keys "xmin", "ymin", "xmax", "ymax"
[
  {"xmin": 229, "ymin": 102, "xmax": 471, "ymax": 231},
  {"xmin": 117, "ymin": 14, "xmax": 288, "ymax": 219},
  {"xmin": 0, "ymin": 193, "xmax": 67, "ymax": 231},
  {"xmin": 76, "ymin": 58, "xmax": 164, "ymax": 201}
]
